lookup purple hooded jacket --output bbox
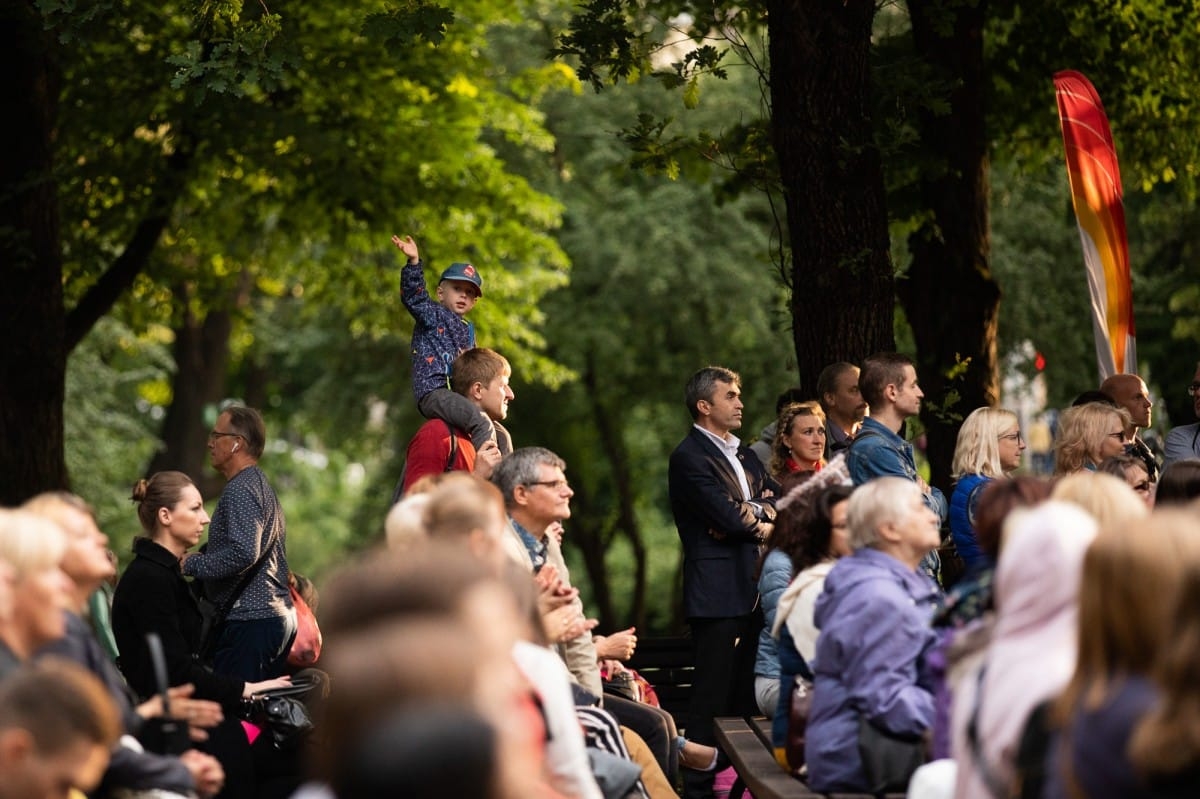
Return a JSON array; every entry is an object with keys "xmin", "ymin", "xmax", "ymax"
[{"xmin": 804, "ymin": 547, "xmax": 940, "ymax": 792}]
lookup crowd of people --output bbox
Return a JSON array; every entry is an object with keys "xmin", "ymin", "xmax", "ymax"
[
  {"xmin": 5, "ymin": 234, "xmax": 1200, "ymax": 799},
  {"xmin": 717, "ymin": 356, "xmax": 1200, "ymax": 799}
]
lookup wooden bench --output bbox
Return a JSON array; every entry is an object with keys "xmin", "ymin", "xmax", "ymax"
[
  {"xmin": 626, "ymin": 636, "xmax": 694, "ymax": 732},
  {"xmin": 713, "ymin": 716, "xmax": 907, "ymax": 799}
]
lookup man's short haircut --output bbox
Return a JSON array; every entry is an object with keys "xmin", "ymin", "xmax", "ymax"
[
  {"xmin": 222, "ymin": 404, "xmax": 267, "ymax": 458},
  {"xmin": 1071, "ymin": 389, "xmax": 1117, "ymax": 408},
  {"xmin": 846, "ymin": 476, "xmax": 923, "ymax": 551},
  {"xmin": 451, "ymin": 348, "xmax": 511, "ymax": 396},
  {"xmin": 858, "ymin": 352, "xmax": 914, "ymax": 409},
  {"xmin": 773, "ymin": 386, "xmax": 807, "ymax": 415},
  {"xmin": 0, "ymin": 657, "xmax": 121, "ymax": 754},
  {"xmin": 816, "ymin": 362, "xmax": 858, "ymax": 411},
  {"xmin": 490, "ymin": 446, "xmax": 566, "ymax": 508},
  {"xmin": 423, "ymin": 473, "xmax": 507, "ymax": 541},
  {"xmin": 684, "ymin": 366, "xmax": 741, "ymax": 421}
]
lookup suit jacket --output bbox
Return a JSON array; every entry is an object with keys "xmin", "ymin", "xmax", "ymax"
[{"xmin": 669, "ymin": 427, "xmax": 780, "ymax": 619}]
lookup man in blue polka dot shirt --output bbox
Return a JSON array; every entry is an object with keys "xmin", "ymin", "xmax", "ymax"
[{"xmin": 184, "ymin": 405, "xmax": 295, "ymax": 681}]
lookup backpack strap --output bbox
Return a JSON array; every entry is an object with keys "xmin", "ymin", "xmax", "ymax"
[{"xmin": 444, "ymin": 419, "xmax": 459, "ymax": 472}]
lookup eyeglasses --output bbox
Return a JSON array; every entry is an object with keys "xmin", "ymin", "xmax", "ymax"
[
  {"xmin": 1132, "ymin": 480, "xmax": 1152, "ymax": 493},
  {"xmin": 1107, "ymin": 431, "xmax": 1127, "ymax": 440},
  {"xmin": 1188, "ymin": 383, "xmax": 1200, "ymax": 397},
  {"xmin": 526, "ymin": 479, "xmax": 570, "ymax": 491},
  {"xmin": 998, "ymin": 431, "xmax": 1023, "ymax": 443},
  {"xmin": 207, "ymin": 430, "xmax": 242, "ymax": 442}
]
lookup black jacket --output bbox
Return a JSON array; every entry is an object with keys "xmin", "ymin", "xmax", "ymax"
[{"xmin": 112, "ymin": 537, "xmax": 243, "ymax": 708}]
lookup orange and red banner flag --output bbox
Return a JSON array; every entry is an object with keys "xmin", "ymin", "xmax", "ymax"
[{"xmin": 1053, "ymin": 70, "xmax": 1136, "ymax": 380}]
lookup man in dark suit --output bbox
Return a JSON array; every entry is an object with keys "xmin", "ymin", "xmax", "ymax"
[{"xmin": 669, "ymin": 366, "xmax": 779, "ymax": 798}]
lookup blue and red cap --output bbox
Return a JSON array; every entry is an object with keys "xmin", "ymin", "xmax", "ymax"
[{"xmin": 438, "ymin": 262, "xmax": 483, "ymax": 296}]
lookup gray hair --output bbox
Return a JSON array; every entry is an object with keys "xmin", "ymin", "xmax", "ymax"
[
  {"xmin": 684, "ymin": 366, "xmax": 740, "ymax": 421},
  {"xmin": 491, "ymin": 447, "xmax": 566, "ymax": 508},
  {"xmin": 846, "ymin": 477, "xmax": 923, "ymax": 550}
]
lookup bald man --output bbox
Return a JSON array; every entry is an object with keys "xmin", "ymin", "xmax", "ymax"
[{"xmin": 1099, "ymin": 373, "xmax": 1159, "ymax": 481}]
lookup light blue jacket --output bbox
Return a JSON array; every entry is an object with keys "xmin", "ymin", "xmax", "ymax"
[
  {"xmin": 804, "ymin": 548, "xmax": 939, "ymax": 793},
  {"xmin": 754, "ymin": 549, "xmax": 793, "ymax": 678}
]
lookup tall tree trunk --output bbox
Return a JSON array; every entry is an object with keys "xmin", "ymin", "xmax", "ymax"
[
  {"xmin": 145, "ymin": 284, "xmax": 235, "ymax": 496},
  {"xmin": 768, "ymin": 0, "xmax": 897, "ymax": 392},
  {"xmin": 0, "ymin": 0, "xmax": 67, "ymax": 504},
  {"xmin": 900, "ymin": 0, "xmax": 1000, "ymax": 495},
  {"xmin": 584, "ymin": 356, "xmax": 648, "ymax": 631}
]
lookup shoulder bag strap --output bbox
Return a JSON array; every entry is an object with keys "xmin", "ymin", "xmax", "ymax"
[
  {"xmin": 213, "ymin": 521, "xmax": 282, "ymax": 620},
  {"xmin": 443, "ymin": 419, "xmax": 459, "ymax": 472}
]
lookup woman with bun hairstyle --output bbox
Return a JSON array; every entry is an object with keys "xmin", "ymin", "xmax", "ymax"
[
  {"xmin": 113, "ymin": 471, "xmax": 292, "ymax": 799},
  {"xmin": 113, "ymin": 471, "xmax": 291, "ymax": 705}
]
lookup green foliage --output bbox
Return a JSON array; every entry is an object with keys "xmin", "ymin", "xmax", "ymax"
[
  {"xmin": 363, "ymin": 2, "xmax": 456, "ymax": 49},
  {"xmin": 65, "ymin": 318, "xmax": 173, "ymax": 552}
]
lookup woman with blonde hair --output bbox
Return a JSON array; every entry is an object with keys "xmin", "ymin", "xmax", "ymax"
[
  {"xmin": 0, "ymin": 509, "xmax": 72, "ymax": 671},
  {"xmin": 1054, "ymin": 402, "xmax": 1131, "ymax": 475},
  {"xmin": 1050, "ymin": 471, "xmax": 1150, "ymax": 529},
  {"xmin": 770, "ymin": 401, "xmax": 827, "ymax": 478},
  {"xmin": 949, "ymin": 407, "xmax": 1026, "ymax": 574},
  {"xmin": 1127, "ymin": 513, "xmax": 1200, "ymax": 793},
  {"xmin": 1045, "ymin": 510, "xmax": 1198, "ymax": 799}
]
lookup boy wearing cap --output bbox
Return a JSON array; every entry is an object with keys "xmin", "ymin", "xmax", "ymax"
[{"xmin": 392, "ymin": 234, "xmax": 495, "ymax": 449}]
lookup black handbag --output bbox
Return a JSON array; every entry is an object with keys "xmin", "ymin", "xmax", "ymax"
[
  {"xmin": 857, "ymin": 716, "xmax": 925, "ymax": 793},
  {"xmin": 784, "ymin": 677, "xmax": 813, "ymax": 774},
  {"xmin": 241, "ymin": 673, "xmax": 326, "ymax": 750}
]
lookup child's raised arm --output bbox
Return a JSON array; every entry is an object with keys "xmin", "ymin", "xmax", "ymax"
[{"xmin": 391, "ymin": 234, "xmax": 420, "ymax": 264}]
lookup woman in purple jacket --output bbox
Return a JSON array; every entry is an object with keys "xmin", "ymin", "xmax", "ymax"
[{"xmin": 804, "ymin": 477, "xmax": 941, "ymax": 793}]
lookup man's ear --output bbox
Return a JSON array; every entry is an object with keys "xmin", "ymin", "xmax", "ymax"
[
  {"xmin": 0, "ymin": 728, "xmax": 33, "ymax": 766},
  {"xmin": 884, "ymin": 383, "xmax": 898, "ymax": 402},
  {"xmin": 468, "ymin": 381, "xmax": 485, "ymax": 401},
  {"xmin": 511, "ymin": 484, "xmax": 530, "ymax": 508}
]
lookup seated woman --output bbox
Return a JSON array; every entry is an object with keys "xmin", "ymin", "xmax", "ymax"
[
  {"xmin": 803, "ymin": 477, "xmax": 942, "ymax": 793},
  {"xmin": 1054, "ymin": 402, "xmax": 1131, "ymax": 475},
  {"xmin": 112, "ymin": 472, "xmax": 291, "ymax": 799},
  {"xmin": 753, "ymin": 470, "xmax": 817, "ymax": 719},
  {"xmin": 1047, "ymin": 509, "xmax": 1195, "ymax": 799},
  {"xmin": 949, "ymin": 407, "xmax": 1025, "ymax": 575},
  {"xmin": 1099, "ymin": 453, "xmax": 1155, "ymax": 507}
]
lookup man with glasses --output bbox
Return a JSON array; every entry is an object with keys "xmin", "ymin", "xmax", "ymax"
[
  {"xmin": 1164, "ymin": 362, "xmax": 1200, "ymax": 466},
  {"xmin": 491, "ymin": 447, "xmax": 600, "ymax": 694},
  {"xmin": 184, "ymin": 405, "xmax": 295, "ymax": 682},
  {"xmin": 669, "ymin": 366, "xmax": 779, "ymax": 799},
  {"xmin": 1100, "ymin": 372, "xmax": 1160, "ymax": 481}
]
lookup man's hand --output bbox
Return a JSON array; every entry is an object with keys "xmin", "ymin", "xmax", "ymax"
[
  {"xmin": 472, "ymin": 439, "xmax": 502, "ymax": 479},
  {"xmin": 593, "ymin": 627, "xmax": 638, "ymax": 661},
  {"xmin": 180, "ymin": 750, "xmax": 225, "ymax": 799},
  {"xmin": 391, "ymin": 234, "xmax": 420, "ymax": 264},
  {"xmin": 534, "ymin": 564, "xmax": 578, "ymax": 615},
  {"xmin": 543, "ymin": 604, "xmax": 598, "ymax": 643}
]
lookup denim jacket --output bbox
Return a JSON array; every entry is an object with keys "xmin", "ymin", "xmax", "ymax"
[{"xmin": 846, "ymin": 416, "xmax": 948, "ymax": 524}]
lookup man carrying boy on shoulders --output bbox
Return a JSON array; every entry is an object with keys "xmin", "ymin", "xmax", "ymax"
[{"xmin": 396, "ymin": 347, "xmax": 512, "ymax": 498}]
